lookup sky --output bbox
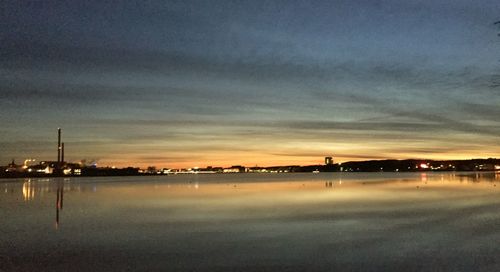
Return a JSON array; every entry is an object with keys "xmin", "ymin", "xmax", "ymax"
[{"xmin": 1, "ymin": 0, "xmax": 500, "ymax": 168}]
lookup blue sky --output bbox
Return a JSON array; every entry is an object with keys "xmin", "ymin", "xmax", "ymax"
[{"xmin": 1, "ymin": 0, "xmax": 500, "ymax": 167}]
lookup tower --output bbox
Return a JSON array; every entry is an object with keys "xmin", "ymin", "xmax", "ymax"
[
  {"xmin": 61, "ymin": 142, "xmax": 65, "ymax": 163},
  {"xmin": 57, "ymin": 128, "xmax": 62, "ymax": 163},
  {"xmin": 325, "ymin": 157, "xmax": 334, "ymax": 165}
]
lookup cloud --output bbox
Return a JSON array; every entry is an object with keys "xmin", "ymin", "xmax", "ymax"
[{"xmin": 2, "ymin": 0, "xmax": 500, "ymax": 166}]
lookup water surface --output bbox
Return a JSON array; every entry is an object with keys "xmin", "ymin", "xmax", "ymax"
[{"xmin": 2, "ymin": 172, "xmax": 500, "ymax": 271}]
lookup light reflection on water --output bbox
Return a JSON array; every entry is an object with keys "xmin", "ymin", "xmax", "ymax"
[
  {"xmin": 5, "ymin": 171, "xmax": 500, "ymax": 202},
  {"xmin": 1, "ymin": 172, "xmax": 500, "ymax": 271}
]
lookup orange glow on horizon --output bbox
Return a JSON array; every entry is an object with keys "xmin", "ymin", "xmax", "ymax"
[{"xmin": 92, "ymin": 152, "xmax": 500, "ymax": 169}]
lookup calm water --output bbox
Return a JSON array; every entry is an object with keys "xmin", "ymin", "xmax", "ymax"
[{"xmin": 1, "ymin": 172, "xmax": 500, "ymax": 271}]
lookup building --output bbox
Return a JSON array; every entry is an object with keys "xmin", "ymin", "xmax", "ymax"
[
  {"xmin": 6, "ymin": 159, "xmax": 22, "ymax": 173},
  {"xmin": 223, "ymin": 165, "xmax": 246, "ymax": 173},
  {"xmin": 325, "ymin": 157, "xmax": 334, "ymax": 165},
  {"xmin": 37, "ymin": 161, "xmax": 59, "ymax": 174}
]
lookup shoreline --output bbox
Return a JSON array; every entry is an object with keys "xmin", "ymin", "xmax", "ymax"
[{"xmin": 1, "ymin": 169, "xmax": 499, "ymax": 181}]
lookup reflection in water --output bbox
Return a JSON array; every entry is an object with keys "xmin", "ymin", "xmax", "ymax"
[
  {"xmin": 18, "ymin": 179, "xmax": 88, "ymax": 202},
  {"xmin": 10, "ymin": 171, "xmax": 498, "ymax": 234},
  {"xmin": 3, "ymin": 172, "xmax": 500, "ymax": 271},
  {"xmin": 55, "ymin": 181, "xmax": 64, "ymax": 229},
  {"xmin": 15, "ymin": 178, "xmax": 94, "ymax": 229},
  {"xmin": 420, "ymin": 173, "xmax": 427, "ymax": 182},
  {"xmin": 22, "ymin": 180, "xmax": 35, "ymax": 201},
  {"xmin": 456, "ymin": 172, "xmax": 500, "ymax": 183}
]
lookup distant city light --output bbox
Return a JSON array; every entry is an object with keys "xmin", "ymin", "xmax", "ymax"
[{"xmin": 420, "ymin": 163, "xmax": 429, "ymax": 169}]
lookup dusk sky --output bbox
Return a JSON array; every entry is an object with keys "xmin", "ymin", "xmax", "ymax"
[{"xmin": 2, "ymin": 0, "xmax": 500, "ymax": 168}]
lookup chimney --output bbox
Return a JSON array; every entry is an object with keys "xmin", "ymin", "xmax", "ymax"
[
  {"xmin": 57, "ymin": 128, "xmax": 61, "ymax": 163},
  {"xmin": 61, "ymin": 142, "xmax": 65, "ymax": 164}
]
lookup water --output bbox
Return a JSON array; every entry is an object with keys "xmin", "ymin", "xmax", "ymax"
[{"xmin": 1, "ymin": 172, "xmax": 500, "ymax": 271}]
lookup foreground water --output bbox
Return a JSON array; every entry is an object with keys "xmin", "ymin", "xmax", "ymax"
[{"xmin": 1, "ymin": 172, "xmax": 500, "ymax": 271}]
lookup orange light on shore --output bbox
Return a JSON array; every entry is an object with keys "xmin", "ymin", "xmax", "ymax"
[{"xmin": 420, "ymin": 163, "xmax": 429, "ymax": 169}]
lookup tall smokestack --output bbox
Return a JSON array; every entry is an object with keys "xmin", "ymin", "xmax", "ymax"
[
  {"xmin": 57, "ymin": 128, "xmax": 61, "ymax": 163},
  {"xmin": 61, "ymin": 142, "xmax": 65, "ymax": 164}
]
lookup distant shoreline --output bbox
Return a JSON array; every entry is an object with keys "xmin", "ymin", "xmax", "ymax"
[{"xmin": 2, "ymin": 158, "xmax": 499, "ymax": 180}]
